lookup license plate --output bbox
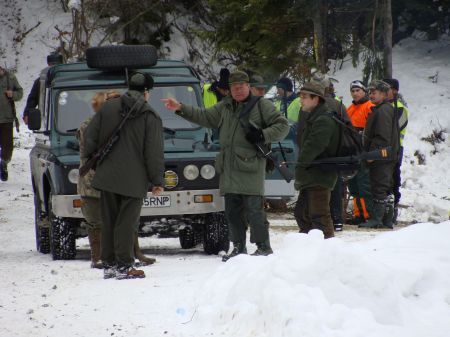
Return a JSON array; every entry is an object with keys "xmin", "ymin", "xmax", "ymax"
[{"xmin": 142, "ymin": 195, "xmax": 171, "ymax": 208}]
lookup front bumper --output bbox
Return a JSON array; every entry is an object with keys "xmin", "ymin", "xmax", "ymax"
[{"xmin": 51, "ymin": 189, "xmax": 225, "ymax": 218}]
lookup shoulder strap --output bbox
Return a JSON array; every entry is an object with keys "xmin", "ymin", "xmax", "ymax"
[{"xmin": 238, "ymin": 96, "xmax": 262, "ymax": 120}]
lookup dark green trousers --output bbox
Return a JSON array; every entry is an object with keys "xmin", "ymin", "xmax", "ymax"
[
  {"xmin": 100, "ymin": 191, "xmax": 141, "ymax": 268},
  {"xmin": 0, "ymin": 123, "xmax": 13, "ymax": 162},
  {"xmin": 294, "ymin": 186, "xmax": 334, "ymax": 239},
  {"xmin": 368, "ymin": 162, "xmax": 396, "ymax": 200},
  {"xmin": 224, "ymin": 194, "xmax": 268, "ymax": 244},
  {"xmin": 348, "ymin": 164, "xmax": 374, "ymax": 217}
]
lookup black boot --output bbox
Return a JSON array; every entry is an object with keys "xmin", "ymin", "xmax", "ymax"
[
  {"xmin": 348, "ymin": 215, "xmax": 364, "ymax": 226},
  {"xmin": 251, "ymin": 240, "xmax": 273, "ymax": 256},
  {"xmin": 334, "ymin": 223, "xmax": 343, "ymax": 232},
  {"xmin": 381, "ymin": 195, "xmax": 395, "ymax": 229},
  {"xmin": 0, "ymin": 161, "xmax": 8, "ymax": 182},
  {"xmin": 222, "ymin": 242, "xmax": 247, "ymax": 262},
  {"xmin": 359, "ymin": 201, "xmax": 385, "ymax": 229}
]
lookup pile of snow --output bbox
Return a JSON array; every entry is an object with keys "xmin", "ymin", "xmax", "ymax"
[{"xmin": 176, "ymin": 224, "xmax": 450, "ymax": 337}]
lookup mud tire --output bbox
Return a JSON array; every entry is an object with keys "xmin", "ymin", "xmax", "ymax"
[{"xmin": 203, "ymin": 212, "xmax": 229, "ymax": 255}]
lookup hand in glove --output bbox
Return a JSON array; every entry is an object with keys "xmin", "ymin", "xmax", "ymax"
[{"xmin": 245, "ymin": 126, "xmax": 265, "ymax": 144}]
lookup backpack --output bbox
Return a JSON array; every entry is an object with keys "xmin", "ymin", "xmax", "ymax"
[{"xmin": 326, "ymin": 111, "xmax": 363, "ymax": 180}]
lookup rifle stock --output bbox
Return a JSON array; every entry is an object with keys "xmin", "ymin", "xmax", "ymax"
[
  {"xmin": 310, "ymin": 147, "xmax": 393, "ymax": 166},
  {"xmin": 78, "ymin": 96, "xmax": 144, "ymax": 177},
  {"xmin": 255, "ymin": 142, "xmax": 294, "ymax": 183}
]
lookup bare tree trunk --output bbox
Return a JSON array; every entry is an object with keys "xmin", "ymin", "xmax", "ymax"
[
  {"xmin": 382, "ymin": 0, "xmax": 393, "ymax": 78},
  {"xmin": 313, "ymin": 0, "xmax": 328, "ymax": 73}
]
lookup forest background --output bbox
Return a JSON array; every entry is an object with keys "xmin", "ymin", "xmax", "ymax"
[{"xmin": 2, "ymin": 0, "xmax": 450, "ymax": 85}]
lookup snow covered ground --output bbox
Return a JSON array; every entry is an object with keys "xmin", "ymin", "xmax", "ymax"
[{"xmin": 1, "ymin": 1, "xmax": 450, "ymax": 337}]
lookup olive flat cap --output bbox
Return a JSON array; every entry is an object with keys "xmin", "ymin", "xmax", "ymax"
[
  {"xmin": 299, "ymin": 81, "xmax": 325, "ymax": 98},
  {"xmin": 368, "ymin": 80, "xmax": 390, "ymax": 93},
  {"xmin": 128, "ymin": 72, "xmax": 154, "ymax": 92},
  {"xmin": 229, "ymin": 70, "xmax": 249, "ymax": 84},
  {"xmin": 250, "ymin": 74, "xmax": 268, "ymax": 88}
]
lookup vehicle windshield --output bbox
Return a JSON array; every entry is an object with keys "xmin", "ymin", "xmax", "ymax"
[{"xmin": 55, "ymin": 85, "xmax": 201, "ymax": 134}]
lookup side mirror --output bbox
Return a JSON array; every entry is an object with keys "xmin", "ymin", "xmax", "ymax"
[{"xmin": 28, "ymin": 108, "xmax": 41, "ymax": 131}]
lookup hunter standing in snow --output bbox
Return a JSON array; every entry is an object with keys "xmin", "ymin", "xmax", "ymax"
[
  {"xmin": 0, "ymin": 65, "xmax": 23, "ymax": 181},
  {"xmin": 162, "ymin": 70, "xmax": 289, "ymax": 260},
  {"xmin": 359, "ymin": 80, "xmax": 399, "ymax": 229},
  {"xmin": 84, "ymin": 72, "xmax": 164, "ymax": 279}
]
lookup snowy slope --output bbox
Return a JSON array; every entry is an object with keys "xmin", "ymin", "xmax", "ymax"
[{"xmin": 0, "ymin": 2, "xmax": 450, "ymax": 337}]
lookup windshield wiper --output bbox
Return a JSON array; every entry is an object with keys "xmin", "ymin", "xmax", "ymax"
[{"xmin": 164, "ymin": 127, "xmax": 176, "ymax": 136}]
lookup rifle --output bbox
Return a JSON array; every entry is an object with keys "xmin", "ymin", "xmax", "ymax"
[
  {"xmin": 4, "ymin": 64, "xmax": 20, "ymax": 132},
  {"xmin": 79, "ymin": 96, "xmax": 145, "ymax": 177},
  {"xmin": 239, "ymin": 96, "xmax": 294, "ymax": 183},
  {"xmin": 308, "ymin": 147, "xmax": 393, "ymax": 170}
]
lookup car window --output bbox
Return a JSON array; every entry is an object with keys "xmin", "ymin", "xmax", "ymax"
[{"xmin": 55, "ymin": 85, "xmax": 200, "ymax": 133}]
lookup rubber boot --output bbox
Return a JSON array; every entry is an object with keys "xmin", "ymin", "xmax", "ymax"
[
  {"xmin": 359, "ymin": 201, "xmax": 385, "ymax": 228},
  {"xmin": 382, "ymin": 196, "xmax": 395, "ymax": 229},
  {"xmin": 251, "ymin": 239, "xmax": 273, "ymax": 256},
  {"xmin": 348, "ymin": 215, "xmax": 365, "ymax": 226},
  {"xmin": 87, "ymin": 229, "xmax": 103, "ymax": 269},
  {"xmin": 222, "ymin": 242, "xmax": 247, "ymax": 262},
  {"xmin": 134, "ymin": 233, "xmax": 156, "ymax": 266}
]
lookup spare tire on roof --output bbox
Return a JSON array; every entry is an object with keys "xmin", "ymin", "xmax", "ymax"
[{"xmin": 86, "ymin": 45, "xmax": 157, "ymax": 69}]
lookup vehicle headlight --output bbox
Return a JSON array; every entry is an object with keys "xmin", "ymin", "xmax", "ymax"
[
  {"xmin": 200, "ymin": 164, "xmax": 215, "ymax": 180},
  {"xmin": 164, "ymin": 170, "xmax": 178, "ymax": 189},
  {"xmin": 68, "ymin": 169, "xmax": 79, "ymax": 184},
  {"xmin": 183, "ymin": 165, "xmax": 199, "ymax": 180}
]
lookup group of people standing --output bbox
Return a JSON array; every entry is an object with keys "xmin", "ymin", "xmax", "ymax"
[
  {"xmin": 81, "ymin": 67, "xmax": 408, "ymax": 277},
  {"xmin": 201, "ymin": 68, "xmax": 408, "ymax": 243},
  {"xmin": 1, "ymin": 53, "xmax": 408, "ymax": 279}
]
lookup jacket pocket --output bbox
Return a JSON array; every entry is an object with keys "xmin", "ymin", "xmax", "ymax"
[
  {"xmin": 234, "ymin": 146, "xmax": 259, "ymax": 173},
  {"xmin": 215, "ymin": 151, "xmax": 225, "ymax": 174}
]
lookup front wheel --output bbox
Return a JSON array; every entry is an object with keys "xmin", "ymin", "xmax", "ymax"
[
  {"xmin": 179, "ymin": 227, "xmax": 196, "ymax": 249},
  {"xmin": 203, "ymin": 212, "xmax": 229, "ymax": 255},
  {"xmin": 48, "ymin": 193, "xmax": 76, "ymax": 260},
  {"xmin": 34, "ymin": 192, "xmax": 50, "ymax": 254}
]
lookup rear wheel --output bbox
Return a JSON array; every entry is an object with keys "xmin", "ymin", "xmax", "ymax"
[
  {"xmin": 48, "ymin": 193, "xmax": 76, "ymax": 260},
  {"xmin": 203, "ymin": 212, "xmax": 229, "ymax": 255}
]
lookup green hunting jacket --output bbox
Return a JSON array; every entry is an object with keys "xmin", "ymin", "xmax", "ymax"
[
  {"xmin": 84, "ymin": 90, "xmax": 164, "ymax": 198},
  {"xmin": 177, "ymin": 94, "xmax": 289, "ymax": 196},
  {"xmin": 363, "ymin": 100, "xmax": 399, "ymax": 164},
  {"xmin": 77, "ymin": 116, "xmax": 100, "ymax": 199},
  {"xmin": 0, "ymin": 71, "xmax": 23, "ymax": 123},
  {"xmin": 295, "ymin": 101, "xmax": 340, "ymax": 191}
]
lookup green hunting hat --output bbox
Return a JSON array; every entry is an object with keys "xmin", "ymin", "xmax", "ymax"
[
  {"xmin": 299, "ymin": 81, "xmax": 325, "ymax": 99},
  {"xmin": 250, "ymin": 74, "xmax": 268, "ymax": 89},
  {"xmin": 129, "ymin": 72, "xmax": 154, "ymax": 92},
  {"xmin": 368, "ymin": 80, "xmax": 390, "ymax": 93},
  {"xmin": 229, "ymin": 70, "xmax": 249, "ymax": 85}
]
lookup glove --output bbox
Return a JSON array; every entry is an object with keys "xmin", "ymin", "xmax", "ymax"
[{"xmin": 245, "ymin": 126, "xmax": 265, "ymax": 144}]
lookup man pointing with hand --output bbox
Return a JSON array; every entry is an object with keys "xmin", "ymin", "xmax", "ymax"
[{"xmin": 163, "ymin": 70, "xmax": 289, "ymax": 261}]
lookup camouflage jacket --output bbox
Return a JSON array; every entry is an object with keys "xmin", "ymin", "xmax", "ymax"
[
  {"xmin": 77, "ymin": 117, "xmax": 100, "ymax": 198},
  {"xmin": 0, "ymin": 71, "xmax": 23, "ymax": 123}
]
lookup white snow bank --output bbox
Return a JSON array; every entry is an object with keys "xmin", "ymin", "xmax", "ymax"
[{"xmin": 176, "ymin": 223, "xmax": 450, "ymax": 337}]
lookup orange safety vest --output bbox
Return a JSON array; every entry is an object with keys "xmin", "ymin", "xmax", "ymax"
[{"xmin": 347, "ymin": 99, "xmax": 374, "ymax": 129}]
